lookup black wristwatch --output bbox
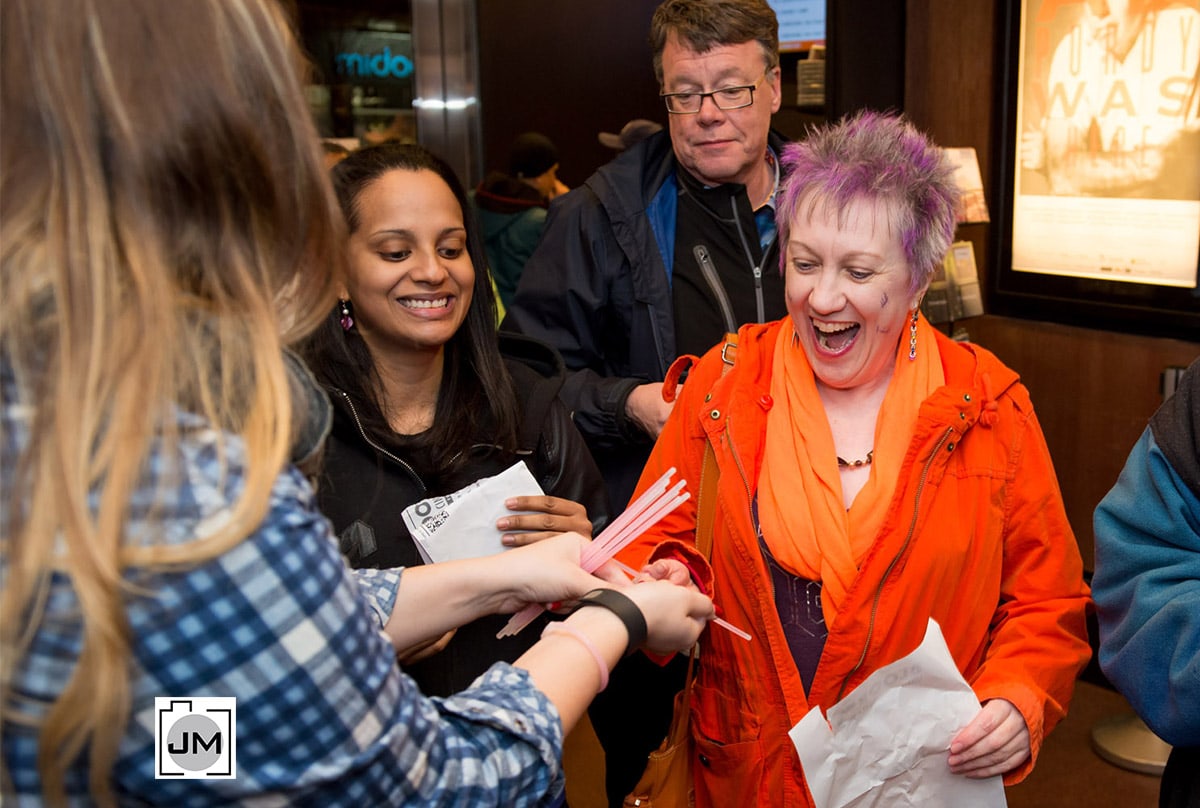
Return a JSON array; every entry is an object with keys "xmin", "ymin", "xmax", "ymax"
[{"xmin": 573, "ymin": 588, "xmax": 649, "ymax": 656}]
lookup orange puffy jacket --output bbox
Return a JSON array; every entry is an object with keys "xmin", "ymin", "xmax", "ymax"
[{"xmin": 620, "ymin": 320, "xmax": 1091, "ymax": 807}]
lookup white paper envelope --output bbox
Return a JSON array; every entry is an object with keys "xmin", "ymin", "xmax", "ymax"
[
  {"xmin": 403, "ymin": 461, "xmax": 545, "ymax": 564},
  {"xmin": 790, "ymin": 619, "xmax": 1007, "ymax": 808}
]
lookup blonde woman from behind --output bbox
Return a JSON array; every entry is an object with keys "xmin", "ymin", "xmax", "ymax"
[{"xmin": 0, "ymin": 1, "xmax": 713, "ymax": 806}]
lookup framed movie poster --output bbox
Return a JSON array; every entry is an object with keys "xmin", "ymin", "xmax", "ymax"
[{"xmin": 992, "ymin": 0, "xmax": 1200, "ymax": 339}]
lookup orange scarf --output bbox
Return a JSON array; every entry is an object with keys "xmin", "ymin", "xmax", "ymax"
[{"xmin": 757, "ymin": 315, "xmax": 943, "ymax": 626}]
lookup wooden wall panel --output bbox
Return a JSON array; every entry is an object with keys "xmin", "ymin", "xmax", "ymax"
[
  {"xmin": 476, "ymin": 0, "xmax": 662, "ymax": 188},
  {"xmin": 964, "ymin": 316, "xmax": 1199, "ymax": 565},
  {"xmin": 905, "ymin": 0, "xmax": 998, "ymax": 288},
  {"xmin": 826, "ymin": 0, "xmax": 906, "ymax": 119}
]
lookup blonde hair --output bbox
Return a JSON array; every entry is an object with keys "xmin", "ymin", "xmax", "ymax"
[{"xmin": 0, "ymin": 0, "xmax": 341, "ymax": 803}]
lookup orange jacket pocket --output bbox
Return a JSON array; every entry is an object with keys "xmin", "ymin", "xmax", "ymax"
[{"xmin": 691, "ymin": 735, "xmax": 766, "ymax": 808}]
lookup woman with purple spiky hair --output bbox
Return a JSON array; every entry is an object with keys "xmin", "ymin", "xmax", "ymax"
[{"xmin": 618, "ymin": 110, "xmax": 1092, "ymax": 806}]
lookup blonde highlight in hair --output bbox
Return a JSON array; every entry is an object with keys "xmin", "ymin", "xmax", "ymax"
[{"xmin": 0, "ymin": 0, "xmax": 341, "ymax": 803}]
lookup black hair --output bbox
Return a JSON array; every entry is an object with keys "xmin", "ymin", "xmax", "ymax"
[{"xmin": 302, "ymin": 142, "xmax": 518, "ymax": 473}]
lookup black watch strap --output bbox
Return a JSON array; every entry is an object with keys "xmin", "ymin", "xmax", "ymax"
[{"xmin": 574, "ymin": 588, "xmax": 649, "ymax": 656}]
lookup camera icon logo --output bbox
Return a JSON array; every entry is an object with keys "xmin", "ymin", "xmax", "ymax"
[{"xmin": 154, "ymin": 697, "xmax": 237, "ymax": 779}]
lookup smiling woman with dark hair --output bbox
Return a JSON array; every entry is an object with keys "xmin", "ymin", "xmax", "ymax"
[{"xmin": 302, "ymin": 142, "xmax": 612, "ymax": 695}]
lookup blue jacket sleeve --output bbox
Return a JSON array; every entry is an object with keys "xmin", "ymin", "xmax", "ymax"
[{"xmin": 1093, "ymin": 427, "xmax": 1200, "ymax": 746}]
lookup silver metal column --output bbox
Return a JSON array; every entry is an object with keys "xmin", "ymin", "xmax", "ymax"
[{"xmin": 412, "ymin": 0, "xmax": 482, "ymax": 186}]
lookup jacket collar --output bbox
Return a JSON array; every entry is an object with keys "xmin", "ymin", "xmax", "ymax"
[
  {"xmin": 704, "ymin": 322, "xmax": 1023, "ymax": 431},
  {"xmin": 587, "ymin": 128, "xmax": 792, "ymax": 222}
]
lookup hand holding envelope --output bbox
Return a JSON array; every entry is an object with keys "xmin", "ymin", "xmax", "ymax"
[{"xmin": 401, "ymin": 462, "xmax": 546, "ymax": 565}]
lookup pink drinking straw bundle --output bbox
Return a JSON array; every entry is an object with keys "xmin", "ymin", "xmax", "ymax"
[{"xmin": 496, "ymin": 467, "xmax": 689, "ymax": 638}]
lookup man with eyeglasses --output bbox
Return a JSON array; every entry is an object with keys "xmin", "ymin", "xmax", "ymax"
[
  {"xmin": 503, "ymin": 0, "xmax": 787, "ymax": 514},
  {"xmin": 501, "ymin": 1, "xmax": 787, "ymax": 804}
]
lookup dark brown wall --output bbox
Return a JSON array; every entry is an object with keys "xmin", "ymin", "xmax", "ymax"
[
  {"xmin": 476, "ymin": 0, "xmax": 907, "ymax": 182},
  {"xmin": 963, "ymin": 317, "xmax": 1199, "ymax": 565},
  {"xmin": 476, "ymin": 0, "xmax": 662, "ymax": 187},
  {"xmin": 904, "ymin": 0, "xmax": 1200, "ymax": 566}
]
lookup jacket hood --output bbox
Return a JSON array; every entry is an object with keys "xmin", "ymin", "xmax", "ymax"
[
  {"xmin": 1151, "ymin": 356, "xmax": 1200, "ymax": 496},
  {"xmin": 586, "ymin": 129, "xmax": 675, "ymax": 223},
  {"xmin": 932, "ymin": 331, "xmax": 1022, "ymax": 427},
  {"xmin": 707, "ymin": 320, "xmax": 1024, "ymax": 429},
  {"xmin": 321, "ymin": 333, "xmax": 566, "ymax": 432},
  {"xmin": 474, "ymin": 172, "xmax": 545, "ymax": 214},
  {"xmin": 284, "ymin": 349, "xmax": 333, "ymax": 469}
]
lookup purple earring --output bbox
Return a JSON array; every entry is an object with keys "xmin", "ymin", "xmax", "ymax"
[
  {"xmin": 908, "ymin": 308, "xmax": 919, "ymax": 361},
  {"xmin": 339, "ymin": 299, "xmax": 354, "ymax": 331}
]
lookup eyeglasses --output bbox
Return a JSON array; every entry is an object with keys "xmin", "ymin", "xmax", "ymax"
[{"xmin": 660, "ymin": 72, "xmax": 767, "ymax": 115}]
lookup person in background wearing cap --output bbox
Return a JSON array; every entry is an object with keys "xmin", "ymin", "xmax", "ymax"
[
  {"xmin": 598, "ymin": 118, "xmax": 665, "ymax": 152},
  {"xmin": 501, "ymin": 1, "xmax": 790, "ymax": 803},
  {"xmin": 473, "ymin": 132, "xmax": 569, "ymax": 309}
]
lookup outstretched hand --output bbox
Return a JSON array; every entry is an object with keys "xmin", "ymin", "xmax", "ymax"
[
  {"xmin": 948, "ymin": 698, "xmax": 1030, "ymax": 779},
  {"xmin": 498, "ymin": 495, "xmax": 593, "ymax": 545},
  {"xmin": 489, "ymin": 532, "xmax": 611, "ymax": 614},
  {"xmin": 620, "ymin": 578, "xmax": 714, "ymax": 654},
  {"xmin": 496, "ymin": 537, "xmax": 712, "ymax": 653}
]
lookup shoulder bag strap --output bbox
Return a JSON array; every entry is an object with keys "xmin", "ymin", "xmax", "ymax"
[{"xmin": 694, "ymin": 332, "xmax": 737, "ymax": 562}]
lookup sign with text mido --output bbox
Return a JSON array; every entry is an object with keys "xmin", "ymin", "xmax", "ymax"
[{"xmin": 332, "ymin": 31, "xmax": 414, "ymax": 83}]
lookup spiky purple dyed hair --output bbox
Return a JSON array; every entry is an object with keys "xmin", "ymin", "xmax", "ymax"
[{"xmin": 775, "ymin": 110, "xmax": 960, "ymax": 298}]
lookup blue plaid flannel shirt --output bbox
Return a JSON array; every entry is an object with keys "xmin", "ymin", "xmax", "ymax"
[{"xmin": 2, "ymin": 381, "xmax": 567, "ymax": 806}]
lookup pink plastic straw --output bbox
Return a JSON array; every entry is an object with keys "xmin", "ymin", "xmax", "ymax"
[
  {"xmin": 497, "ymin": 468, "xmax": 687, "ymax": 638},
  {"xmin": 496, "ymin": 467, "xmax": 752, "ymax": 641}
]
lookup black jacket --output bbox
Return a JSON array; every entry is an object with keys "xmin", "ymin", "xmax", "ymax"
[
  {"xmin": 315, "ymin": 333, "xmax": 609, "ymax": 696},
  {"xmin": 502, "ymin": 128, "xmax": 791, "ymax": 508}
]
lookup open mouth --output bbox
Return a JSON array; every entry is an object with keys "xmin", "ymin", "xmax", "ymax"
[
  {"xmin": 398, "ymin": 297, "xmax": 451, "ymax": 310},
  {"xmin": 813, "ymin": 321, "xmax": 860, "ymax": 353}
]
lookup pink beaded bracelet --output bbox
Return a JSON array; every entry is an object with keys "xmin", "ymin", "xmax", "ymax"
[{"xmin": 541, "ymin": 622, "xmax": 610, "ymax": 692}]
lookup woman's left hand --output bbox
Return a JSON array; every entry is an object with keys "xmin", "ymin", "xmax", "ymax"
[
  {"xmin": 498, "ymin": 496, "xmax": 593, "ymax": 545},
  {"xmin": 948, "ymin": 698, "xmax": 1031, "ymax": 778},
  {"xmin": 633, "ymin": 558, "xmax": 698, "ymax": 589}
]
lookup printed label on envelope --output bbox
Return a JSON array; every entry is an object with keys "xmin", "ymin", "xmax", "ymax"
[{"xmin": 401, "ymin": 462, "xmax": 544, "ymax": 564}]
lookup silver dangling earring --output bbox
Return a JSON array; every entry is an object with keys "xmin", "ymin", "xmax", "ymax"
[
  {"xmin": 908, "ymin": 309, "xmax": 919, "ymax": 361},
  {"xmin": 339, "ymin": 299, "xmax": 354, "ymax": 332}
]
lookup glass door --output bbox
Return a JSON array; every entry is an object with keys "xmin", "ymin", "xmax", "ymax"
[{"xmin": 297, "ymin": 0, "xmax": 482, "ymax": 184}]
